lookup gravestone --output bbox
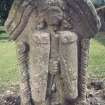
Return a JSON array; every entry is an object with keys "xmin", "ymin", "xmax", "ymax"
[{"xmin": 5, "ymin": 0, "xmax": 100, "ymax": 105}]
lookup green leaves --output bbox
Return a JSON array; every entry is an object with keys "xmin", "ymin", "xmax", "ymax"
[{"xmin": 0, "ymin": 0, "xmax": 14, "ymax": 25}]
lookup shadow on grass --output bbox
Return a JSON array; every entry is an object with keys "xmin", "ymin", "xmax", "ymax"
[
  {"xmin": 94, "ymin": 33, "xmax": 105, "ymax": 46},
  {"xmin": 0, "ymin": 36, "xmax": 8, "ymax": 40},
  {"xmin": 0, "ymin": 30, "xmax": 8, "ymax": 40},
  {"xmin": 0, "ymin": 30, "xmax": 6, "ymax": 34},
  {"xmin": 0, "ymin": 26, "xmax": 8, "ymax": 40}
]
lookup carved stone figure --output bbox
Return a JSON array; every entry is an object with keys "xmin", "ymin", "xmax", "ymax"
[{"xmin": 5, "ymin": 0, "xmax": 100, "ymax": 105}]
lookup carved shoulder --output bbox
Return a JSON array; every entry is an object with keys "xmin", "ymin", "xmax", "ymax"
[
  {"xmin": 5, "ymin": 0, "xmax": 35, "ymax": 40},
  {"xmin": 64, "ymin": 0, "xmax": 101, "ymax": 38}
]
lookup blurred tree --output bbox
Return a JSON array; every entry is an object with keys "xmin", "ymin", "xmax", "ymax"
[
  {"xmin": 0, "ymin": 0, "xmax": 14, "ymax": 25},
  {"xmin": 91, "ymin": 0, "xmax": 105, "ymax": 7},
  {"xmin": 91, "ymin": 0, "xmax": 105, "ymax": 32}
]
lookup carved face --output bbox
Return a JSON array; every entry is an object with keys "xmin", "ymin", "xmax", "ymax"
[
  {"xmin": 5, "ymin": 0, "xmax": 64, "ymax": 40},
  {"xmin": 5, "ymin": 0, "xmax": 101, "ymax": 40}
]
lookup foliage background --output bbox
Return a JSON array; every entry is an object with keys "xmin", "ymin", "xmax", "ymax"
[{"xmin": 0, "ymin": 0, "xmax": 13, "ymax": 25}]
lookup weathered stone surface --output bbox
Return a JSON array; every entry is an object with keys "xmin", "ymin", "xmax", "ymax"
[
  {"xmin": 0, "ymin": 91, "xmax": 20, "ymax": 105},
  {"xmin": 97, "ymin": 8, "xmax": 105, "ymax": 32},
  {"xmin": 29, "ymin": 32, "xmax": 50, "ymax": 104},
  {"xmin": 87, "ymin": 80, "xmax": 105, "ymax": 105},
  {"xmin": 5, "ymin": 0, "xmax": 100, "ymax": 105}
]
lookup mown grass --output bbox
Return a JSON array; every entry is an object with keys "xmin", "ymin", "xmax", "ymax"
[
  {"xmin": 0, "ymin": 26, "xmax": 105, "ymax": 91},
  {"xmin": 0, "ymin": 26, "xmax": 19, "ymax": 91},
  {"xmin": 88, "ymin": 34, "xmax": 105, "ymax": 78}
]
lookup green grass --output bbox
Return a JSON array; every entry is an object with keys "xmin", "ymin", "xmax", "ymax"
[
  {"xmin": 0, "ymin": 26, "xmax": 105, "ymax": 91},
  {"xmin": 88, "ymin": 34, "xmax": 105, "ymax": 78},
  {"xmin": 0, "ymin": 26, "xmax": 19, "ymax": 91}
]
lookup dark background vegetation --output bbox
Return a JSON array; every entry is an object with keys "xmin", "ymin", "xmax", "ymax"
[{"xmin": 0, "ymin": 0, "xmax": 14, "ymax": 25}]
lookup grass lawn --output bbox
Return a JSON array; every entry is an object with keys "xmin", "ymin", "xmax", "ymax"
[
  {"xmin": 0, "ymin": 26, "xmax": 105, "ymax": 91},
  {"xmin": 0, "ymin": 26, "xmax": 19, "ymax": 92},
  {"xmin": 88, "ymin": 34, "xmax": 105, "ymax": 78}
]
